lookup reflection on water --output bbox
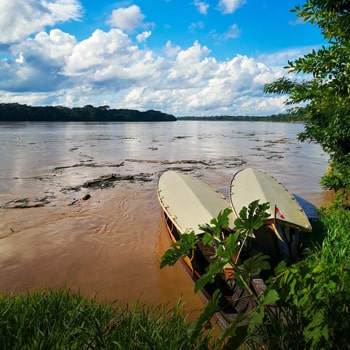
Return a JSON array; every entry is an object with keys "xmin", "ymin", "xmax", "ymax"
[{"xmin": 0, "ymin": 121, "xmax": 329, "ymax": 311}]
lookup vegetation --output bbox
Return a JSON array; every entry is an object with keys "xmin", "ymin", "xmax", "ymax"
[
  {"xmin": 161, "ymin": 204, "xmax": 350, "ymax": 349},
  {"xmin": 0, "ymin": 289, "xmax": 214, "ymax": 349},
  {"xmin": 0, "ymin": 103, "xmax": 176, "ymax": 122},
  {"xmin": 0, "ymin": 103, "xmax": 301, "ymax": 123},
  {"xmin": 264, "ymin": 0, "xmax": 350, "ymax": 204},
  {"xmin": 178, "ymin": 113, "xmax": 302, "ymax": 122}
]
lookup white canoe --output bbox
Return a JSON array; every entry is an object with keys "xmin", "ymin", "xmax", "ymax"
[
  {"xmin": 157, "ymin": 170, "xmax": 236, "ymax": 236},
  {"xmin": 230, "ymin": 168, "xmax": 312, "ymax": 231}
]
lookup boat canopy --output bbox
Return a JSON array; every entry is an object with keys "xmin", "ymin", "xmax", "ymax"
[
  {"xmin": 230, "ymin": 168, "xmax": 312, "ymax": 231},
  {"xmin": 158, "ymin": 171, "xmax": 236, "ymax": 236}
]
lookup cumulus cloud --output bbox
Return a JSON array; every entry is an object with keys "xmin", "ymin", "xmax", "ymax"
[
  {"xmin": 0, "ymin": 27, "xmax": 288, "ymax": 115},
  {"xmin": 0, "ymin": 2, "xmax": 292, "ymax": 116},
  {"xmin": 0, "ymin": 29, "xmax": 76, "ymax": 92},
  {"xmin": 64, "ymin": 29, "xmax": 159, "ymax": 77},
  {"xmin": 217, "ymin": 0, "xmax": 247, "ymax": 14},
  {"xmin": 0, "ymin": 0, "xmax": 82, "ymax": 44},
  {"xmin": 165, "ymin": 41, "xmax": 181, "ymax": 57},
  {"xmin": 193, "ymin": 1, "xmax": 209, "ymax": 15},
  {"xmin": 107, "ymin": 5, "xmax": 152, "ymax": 33},
  {"xmin": 257, "ymin": 46, "xmax": 319, "ymax": 68},
  {"xmin": 136, "ymin": 31, "xmax": 152, "ymax": 43}
]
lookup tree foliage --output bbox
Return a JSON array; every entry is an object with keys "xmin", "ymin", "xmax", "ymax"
[
  {"xmin": 264, "ymin": 0, "xmax": 350, "ymax": 201},
  {"xmin": 0, "ymin": 103, "xmax": 177, "ymax": 122}
]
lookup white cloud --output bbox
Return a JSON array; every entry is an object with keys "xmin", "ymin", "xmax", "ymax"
[
  {"xmin": 0, "ymin": 29, "xmax": 76, "ymax": 92},
  {"xmin": 209, "ymin": 23, "xmax": 241, "ymax": 42},
  {"xmin": 0, "ymin": 0, "xmax": 82, "ymax": 44},
  {"xmin": 165, "ymin": 41, "xmax": 181, "ymax": 57},
  {"xmin": 0, "ymin": 29, "xmax": 288, "ymax": 115},
  {"xmin": 225, "ymin": 23, "xmax": 241, "ymax": 39},
  {"xmin": 194, "ymin": 1, "xmax": 209, "ymax": 15},
  {"xmin": 257, "ymin": 46, "xmax": 320, "ymax": 68},
  {"xmin": 12, "ymin": 29, "xmax": 76, "ymax": 65},
  {"xmin": 120, "ymin": 51, "xmax": 286, "ymax": 116},
  {"xmin": 107, "ymin": 5, "xmax": 152, "ymax": 33},
  {"xmin": 136, "ymin": 31, "xmax": 151, "ymax": 43},
  {"xmin": 0, "ymin": 15, "xmax": 290, "ymax": 116},
  {"xmin": 217, "ymin": 0, "xmax": 247, "ymax": 14},
  {"xmin": 289, "ymin": 17, "xmax": 306, "ymax": 26}
]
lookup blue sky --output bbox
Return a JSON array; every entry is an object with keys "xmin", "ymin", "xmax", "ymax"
[{"xmin": 0, "ymin": 0, "xmax": 325, "ymax": 116}]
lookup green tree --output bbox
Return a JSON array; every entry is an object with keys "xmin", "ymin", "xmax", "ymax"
[{"xmin": 264, "ymin": 0, "xmax": 350, "ymax": 204}]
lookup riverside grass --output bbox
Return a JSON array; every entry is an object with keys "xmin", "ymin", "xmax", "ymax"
[{"xmin": 0, "ymin": 289, "xmax": 214, "ymax": 350}]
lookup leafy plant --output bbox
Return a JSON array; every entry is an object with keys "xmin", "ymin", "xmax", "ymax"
[
  {"xmin": 264, "ymin": 0, "xmax": 350, "ymax": 205},
  {"xmin": 161, "ymin": 198, "xmax": 350, "ymax": 349},
  {"xmin": 160, "ymin": 201, "xmax": 271, "ymax": 347},
  {"xmin": 239, "ymin": 207, "xmax": 350, "ymax": 350}
]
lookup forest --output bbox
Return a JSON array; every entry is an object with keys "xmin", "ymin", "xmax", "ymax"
[
  {"xmin": 178, "ymin": 114, "xmax": 302, "ymax": 122},
  {"xmin": 0, "ymin": 103, "xmax": 177, "ymax": 122},
  {"xmin": 0, "ymin": 103, "xmax": 300, "ymax": 123}
]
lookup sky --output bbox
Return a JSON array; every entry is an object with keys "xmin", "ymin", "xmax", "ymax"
[{"xmin": 0, "ymin": 0, "xmax": 326, "ymax": 116}]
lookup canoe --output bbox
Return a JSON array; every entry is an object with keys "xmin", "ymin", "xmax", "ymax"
[
  {"xmin": 157, "ymin": 170, "xmax": 265, "ymax": 328},
  {"xmin": 157, "ymin": 170, "xmax": 236, "ymax": 237},
  {"xmin": 230, "ymin": 168, "xmax": 312, "ymax": 232},
  {"xmin": 158, "ymin": 169, "xmax": 313, "ymax": 328}
]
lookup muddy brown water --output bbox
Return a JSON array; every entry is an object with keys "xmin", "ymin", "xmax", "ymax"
[{"xmin": 0, "ymin": 121, "xmax": 330, "ymax": 317}]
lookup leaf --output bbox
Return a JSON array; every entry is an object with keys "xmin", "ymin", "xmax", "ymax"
[
  {"xmin": 199, "ymin": 208, "xmax": 233, "ymax": 239},
  {"xmin": 261, "ymin": 289, "xmax": 280, "ymax": 306},
  {"xmin": 160, "ymin": 231, "xmax": 197, "ymax": 268},
  {"xmin": 188, "ymin": 289, "xmax": 221, "ymax": 342},
  {"xmin": 240, "ymin": 253, "xmax": 270, "ymax": 277},
  {"xmin": 249, "ymin": 305, "xmax": 265, "ymax": 327},
  {"xmin": 234, "ymin": 200, "xmax": 270, "ymax": 238},
  {"xmin": 202, "ymin": 232, "xmax": 214, "ymax": 246},
  {"xmin": 195, "ymin": 260, "xmax": 225, "ymax": 293}
]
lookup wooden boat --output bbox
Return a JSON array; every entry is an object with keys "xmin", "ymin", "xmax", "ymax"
[
  {"xmin": 157, "ymin": 170, "xmax": 267, "ymax": 328},
  {"xmin": 230, "ymin": 168, "xmax": 312, "ymax": 266},
  {"xmin": 158, "ymin": 169, "xmax": 313, "ymax": 328},
  {"xmin": 230, "ymin": 168, "xmax": 312, "ymax": 232}
]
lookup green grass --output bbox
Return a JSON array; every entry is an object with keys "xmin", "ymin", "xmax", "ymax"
[
  {"xmin": 311, "ymin": 208, "xmax": 350, "ymax": 263},
  {"xmin": 0, "ymin": 289, "xmax": 214, "ymax": 350}
]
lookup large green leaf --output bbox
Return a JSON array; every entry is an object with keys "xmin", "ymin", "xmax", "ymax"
[{"xmin": 160, "ymin": 231, "xmax": 197, "ymax": 268}]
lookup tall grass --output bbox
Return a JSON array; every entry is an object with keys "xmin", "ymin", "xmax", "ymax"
[
  {"xmin": 0, "ymin": 289, "xmax": 214, "ymax": 350},
  {"xmin": 310, "ymin": 208, "xmax": 350, "ymax": 263}
]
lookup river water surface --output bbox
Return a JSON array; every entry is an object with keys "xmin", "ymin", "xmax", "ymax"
[{"xmin": 0, "ymin": 121, "xmax": 329, "ymax": 316}]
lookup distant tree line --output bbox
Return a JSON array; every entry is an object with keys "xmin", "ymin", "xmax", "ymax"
[
  {"xmin": 0, "ymin": 103, "xmax": 177, "ymax": 122},
  {"xmin": 177, "ymin": 113, "xmax": 304, "ymax": 122},
  {"xmin": 0, "ymin": 103, "xmax": 302, "ymax": 123}
]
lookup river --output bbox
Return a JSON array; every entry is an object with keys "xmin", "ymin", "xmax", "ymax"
[{"xmin": 0, "ymin": 121, "xmax": 329, "ymax": 316}]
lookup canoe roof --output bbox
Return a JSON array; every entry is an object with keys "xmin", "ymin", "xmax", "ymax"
[
  {"xmin": 230, "ymin": 168, "xmax": 312, "ymax": 231},
  {"xmin": 157, "ymin": 171, "xmax": 236, "ymax": 235}
]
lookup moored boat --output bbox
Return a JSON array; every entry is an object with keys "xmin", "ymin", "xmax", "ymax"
[
  {"xmin": 157, "ymin": 170, "xmax": 267, "ymax": 328},
  {"xmin": 230, "ymin": 168, "xmax": 312, "ymax": 266},
  {"xmin": 158, "ymin": 169, "xmax": 313, "ymax": 328}
]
